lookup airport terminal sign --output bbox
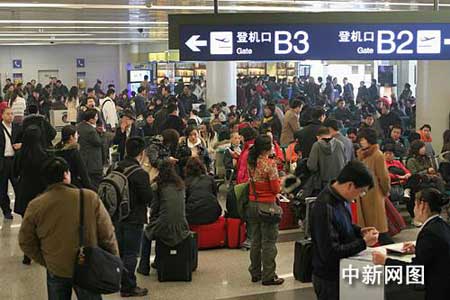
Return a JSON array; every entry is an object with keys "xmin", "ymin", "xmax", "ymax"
[{"xmin": 180, "ymin": 24, "xmax": 450, "ymax": 61}]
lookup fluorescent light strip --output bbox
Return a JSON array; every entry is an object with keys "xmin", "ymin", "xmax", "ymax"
[
  {"xmin": 0, "ymin": 33, "xmax": 92, "ymax": 36},
  {"xmin": 0, "ymin": 1, "xmax": 437, "ymax": 9},
  {"xmin": 0, "ymin": 20, "xmax": 167, "ymax": 25},
  {"xmin": 0, "ymin": 38, "xmax": 166, "ymax": 41},
  {"xmin": 1, "ymin": 26, "xmax": 167, "ymax": 29},
  {"xmin": 146, "ymin": 5, "xmax": 393, "ymax": 12}
]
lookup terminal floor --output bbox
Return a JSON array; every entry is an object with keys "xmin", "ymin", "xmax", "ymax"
[{"xmin": 0, "ymin": 190, "xmax": 419, "ymax": 300}]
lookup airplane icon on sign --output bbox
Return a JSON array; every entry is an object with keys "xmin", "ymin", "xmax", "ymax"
[
  {"xmin": 421, "ymin": 36, "xmax": 436, "ymax": 42},
  {"xmin": 215, "ymin": 38, "xmax": 230, "ymax": 43}
]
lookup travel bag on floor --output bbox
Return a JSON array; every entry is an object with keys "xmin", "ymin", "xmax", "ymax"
[
  {"xmin": 226, "ymin": 218, "xmax": 246, "ymax": 249},
  {"xmin": 278, "ymin": 195, "xmax": 299, "ymax": 230},
  {"xmin": 385, "ymin": 197, "xmax": 407, "ymax": 237},
  {"xmin": 156, "ymin": 232, "xmax": 197, "ymax": 282},
  {"xmin": 189, "ymin": 216, "xmax": 226, "ymax": 249},
  {"xmin": 293, "ymin": 197, "xmax": 316, "ymax": 283}
]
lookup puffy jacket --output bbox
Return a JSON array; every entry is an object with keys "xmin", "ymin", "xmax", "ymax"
[
  {"xmin": 294, "ymin": 119, "xmax": 322, "ymax": 158},
  {"xmin": 236, "ymin": 139, "xmax": 254, "ymax": 184},
  {"xmin": 185, "ymin": 175, "xmax": 222, "ymax": 225}
]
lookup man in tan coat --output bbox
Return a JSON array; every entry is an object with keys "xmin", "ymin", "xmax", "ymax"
[
  {"xmin": 280, "ymin": 99, "xmax": 303, "ymax": 146},
  {"xmin": 19, "ymin": 157, "xmax": 118, "ymax": 300}
]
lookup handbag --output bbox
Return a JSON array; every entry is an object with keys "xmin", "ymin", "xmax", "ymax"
[
  {"xmin": 73, "ymin": 189, "xmax": 124, "ymax": 294},
  {"xmin": 249, "ymin": 172, "xmax": 282, "ymax": 224}
]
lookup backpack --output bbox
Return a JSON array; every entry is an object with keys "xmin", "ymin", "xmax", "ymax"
[{"xmin": 98, "ymin": 165, "xmax": 141, "ymax": 222}]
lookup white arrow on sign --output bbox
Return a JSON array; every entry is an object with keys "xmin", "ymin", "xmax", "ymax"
[{"xmin": 185, "ymin": 35, "xmax": 207, "ymax": 52}]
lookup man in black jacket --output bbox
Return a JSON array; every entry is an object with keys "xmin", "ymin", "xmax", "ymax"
[
  {"xmin": 20, "ymin": 105, "xmax": 56, "ymax": 148},
  {"xmin": 113, "ymin": 110, "xmax": 142, "ymax": 161},
  {"xmin": 311, "ymin": 161, "xmax": 379, "ymax": 300},
  {"xmin": 115, "ymin": 137, "xmax": 152, "ymax": 297},
  {"xmin": 134, "ymin": 87, "xmax": 147, "ymax": 119},
  {"xmin": 160, "ymin": 102, "xmax": 185, "ymax": 136},
  {"xmin": 0, "ymin": 107, "xmax": 21, "ymax": 219},
  {"xmin": 294, "ymin": 106, "xmax": 326, "ymax": 158}
]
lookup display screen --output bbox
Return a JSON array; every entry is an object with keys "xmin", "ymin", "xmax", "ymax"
[
  {"xmin": 128, "ymin": 70, "xmax": 151, "ymax": 83},
  {"xmin": 128, "ymin": 82, "xmax": 142, "ymax": 93}
]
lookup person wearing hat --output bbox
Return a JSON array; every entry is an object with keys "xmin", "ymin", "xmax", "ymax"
[{"xmin": 114, "ymin": 109, "xmax": 143, "ymax": 161}]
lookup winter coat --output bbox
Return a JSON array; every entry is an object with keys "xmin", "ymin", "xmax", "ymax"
[
  {"xmin": 357, "ymin": 144, "xmax": 390, "ymax": 233},
  {"xmin": 77, "ymin": 121, "xmax": 103, "ymax": 174},
  {"xmin": 236, "ymin": 139, "xmax": 254, "ymax": 184},
  {"xmin": 113, "ymin": 124, "xmax": 142, "ymax": 161},
  {"xmin": 406, "ymin": 156, "xmax": 434, "ymax": 175},
  {"xmin": 185, "ymin": 175, "xmax": 222, "ymax": 225},
  {"xmin": 145, "ymin": 182, "xmax": 190, "ymax": 247},
  {"xmin": 21, "ymin": 114, "xmax": 57, "ymax": 148},
  {"xmin": 116, "ymin": 157, "xmax": 152, "ymax": 224},
  {"xmin": 19, "ymin": 183, "xmax": 118, "ymax": 278},
  {"xmin": 262, "ymin": 115, "xmax": 282, "ymax": 142},
  {"xmin": 54, "ymin": 142, "xmax": 94, "ymax": 190},
  {"xmin": 294, "ymin": 119, "xmax": 322, "ymax": 158},
  {"xmin": 280, "ymin": 109, "xmax": 301, "ymax": 146},
  {"xmin": 177, "ymin": 137, "xmax": 211, "ymax": 175},
  {"xmin": 334, "ymin": 132, "xmax": 355, "ymax": 163},
  {"xmin": 307, "ymin": 138, "xmax": 346, "ymax": 189},
  {"xmin": 13, "ymin": 149, "xmax": 49, "ymax": 216}
]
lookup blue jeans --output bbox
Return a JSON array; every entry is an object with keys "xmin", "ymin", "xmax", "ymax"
[
  {"xmin": 47, "ymin": 271, "xmax": 101, "ymax": 300},
  {"xmin": 114, "ymin": 222, "xmax": 143, "ymax": 292}
]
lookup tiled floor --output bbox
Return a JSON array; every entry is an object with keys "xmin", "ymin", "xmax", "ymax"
[{"xmin": 0, "ymin": 187, "xmax": 419, "ymax": 300}]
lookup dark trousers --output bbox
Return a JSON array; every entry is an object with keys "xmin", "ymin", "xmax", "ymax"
[
  {"xmin": 312, "ymin": 275, "xmax": 339, "ymax": 300},
  {"xmin": 47, "ymin": 271, "xmax": 101, "ymax": 300},
  {"xmin": 0, "ymin": 157, "xmax": 16, "ymax": 215},
  {"xmin": 138, "ymin": 234, "xmax": 152, "ymax": 270},
  {"xmin": 114, "ymin": 222, "xmax": 143, "ymax": 292}
]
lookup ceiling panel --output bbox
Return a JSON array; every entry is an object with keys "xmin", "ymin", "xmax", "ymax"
[{"xmin": 0, "ymin": 0, "xmax": 447, "ymax": 45}]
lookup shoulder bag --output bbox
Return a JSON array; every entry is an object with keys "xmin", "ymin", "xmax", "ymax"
[{"xmin": 73, "ymin": 189, "xmax": 124, "ymax": 294}]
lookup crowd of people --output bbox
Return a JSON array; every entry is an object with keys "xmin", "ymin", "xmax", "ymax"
[{"xmin": 0, "ymin": 73, "xmax": 449, "ymax": 300}]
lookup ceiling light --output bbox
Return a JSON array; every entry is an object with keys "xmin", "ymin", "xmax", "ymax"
[
  {"xmin": 0, "ymin": 20, "xmax": 167, "ymax": 25},
  {"xmin": 0, "ymin": 33, "xmax": 92, "ymax": 36},
  {"xmin": 0, "ymin": 37, "xmax": 167, "ymax": 41},
  {"xmin": 1, "ymin": 26, "xmax": 167, "ymax": 30}
]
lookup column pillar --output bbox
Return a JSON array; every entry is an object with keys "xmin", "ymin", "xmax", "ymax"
[
  {"xmin": 416, "ymin": 60, "xmax": 449, "ymax": 151},
  {"xmin": 206, "ymin": 61, "xmax": 236, "ymax": 107},
  {"xmin": 118, "ymin": 44, "xmax": 129, "ymax": 91}
]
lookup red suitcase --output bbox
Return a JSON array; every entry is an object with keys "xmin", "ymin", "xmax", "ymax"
[
  {"xmin": 279, "ymin": 199, "xmax": 299, "ymax": 230},
  {"xmin": 189, "ymin": 216, "xmax": 226, "ymax": 249},
  {"xmin": 226, "ymin": 218, "xmax": 246, "ymax": 249},
  {"xmin": 385, "ymin": 198, "xmax": 406, "ymax": 237}
]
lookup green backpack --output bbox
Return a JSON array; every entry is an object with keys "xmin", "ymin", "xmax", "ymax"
[{"xmin": 234, "ymin": 182, "xmax": 250, "ymax": 220}]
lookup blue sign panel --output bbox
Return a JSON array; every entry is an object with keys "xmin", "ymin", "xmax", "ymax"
[
  {"xmin": 12, "ymin": 59, "xmax": 22, "ymax": 69},
  {"xmin": 180, "ymin": 24, "xmax": 450, "ymax": 61},
  {"xmin": 76, "ymin": 58, "xmax": 85, "ymax": 68}
]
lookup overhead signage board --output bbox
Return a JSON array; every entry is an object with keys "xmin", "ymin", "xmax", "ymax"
[{"xmin": 179, "ymin": 24, "xmax": 450, "ymax": 61}]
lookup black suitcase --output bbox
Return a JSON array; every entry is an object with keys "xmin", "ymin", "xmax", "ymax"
[
  {"xmin": 156, "ymin": 232, "xmax": 197, "ymax": 282},
  {"xmin": 293, "ymin": 197, "xmax": 315, "ymax": 283}
]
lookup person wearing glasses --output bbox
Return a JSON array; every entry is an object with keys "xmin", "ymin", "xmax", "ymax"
[
  {"xmin": 311, "ymin": 160, "xmax": 379, "ymax": 300},
  {"xmin": 373, "ymin": 188, "xmax": 450, "ymax": 300}
]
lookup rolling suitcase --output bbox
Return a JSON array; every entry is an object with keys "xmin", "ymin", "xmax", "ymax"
[
  {"xmin": 189, "ymin": 216, "xmax": 226, "ymax": 249},
  {"xmin": 293, "ymin": 197, "xmax": 316, "ymax": 283},
  {"xmin": 226, "ymin": 218, "xmax": 246, "ymax": 249},
  {"xmin": 385, "ymin": 197, "xmax": 406, "ymax": 237},
  {"xmin": 278, "ymin": 195, "xmax": 299, "ymax": 230},
  {"xmin": 156, "ymin": 232, "xmax": 197, "ymax": 282}
]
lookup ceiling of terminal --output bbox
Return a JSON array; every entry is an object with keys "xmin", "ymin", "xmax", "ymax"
[{"xmin": 0, "ymin": 0, "xmax": 448, "ymax": 45}]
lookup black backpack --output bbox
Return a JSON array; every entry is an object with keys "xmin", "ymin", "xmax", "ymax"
[{"xmin": 98, "ymin": 165, "xmax": 141, "ymax": 222}]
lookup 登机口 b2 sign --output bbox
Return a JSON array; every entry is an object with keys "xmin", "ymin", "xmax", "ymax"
[{"xmin": 180, "ymin": 24, "xmax": 450, "ymax": 61}]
